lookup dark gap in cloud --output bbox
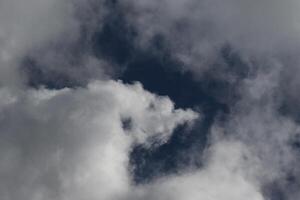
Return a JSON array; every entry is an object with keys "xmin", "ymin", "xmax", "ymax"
[
  {"xmin": 130, "ymin": 119, "xmax": 207, "ymax": 184},
  {"xmin": 121, "ymin": 117, "xmax": 133, "ymax": 131},
  {"xmin": 22, "ymin": 0, "xmax": 253, "ymax": 185},
  {"xmin": 111, "ymin": 34, "xmax": 232, "ymax": 183},
  {"xmin": 263, "ymin": 173, "xmax": 300, "ymax": 200},
  {"xmin": 88, "ymin": 3, "xmax": 231, "ymax": 183},
  {"xmin": 119, "ymin": 43, "xmax": 253, "ymax": 183},
  {"xmin": 278, "ymin": 103, "xmax": 300, "ymax": 126},
  {"xmin": 263, "ymin": 182, "xmax": 286, "ymax": 200},
  {"xmin": 91, "ymin": 0, "xmax": 137, "ymax": 69}
]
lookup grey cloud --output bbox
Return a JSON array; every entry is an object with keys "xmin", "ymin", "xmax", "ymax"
[
  {"xmin": 127, "ymin": 140, "xmax": 264, "ymax": 200},
  {"xmin": 208, "ymin": 66, "xmax": 300, "ymax": 199},
  {"xmin": 0, "ymin": 0, "xmax": 110, "ymax": 88},
  {"xmin": 115, "ymin": 1, "xmax": 300, "ymax": 198},
  {"xmin": 0, "ymin": 0, "xmax": 81, "ymax": 86},
  {"xmin": 122, "ymin": 0, "xmax": 300, "ymax": 76}
]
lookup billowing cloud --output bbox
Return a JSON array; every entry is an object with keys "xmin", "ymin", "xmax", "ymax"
[{"xmin": 0, "ymin": 80, "xmax": 197, "ymax": 200}]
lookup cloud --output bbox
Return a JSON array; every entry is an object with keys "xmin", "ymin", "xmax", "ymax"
[
  {"xmin": 129, "ymin": 141, "xmax": 264, "ymax": 200},
  {"xmin": 207, "ymin": 65, "xmax": 300, "ymax": 199},
  {"xmin": 122, "ymin": 0, "xmax": 300, "ymax": 76},
  {"xmin": 0, "ymin": 80, "xmax": 197, "ymax": 200},
  {"xmin": 0, "ymin": 0, "xmax": 111, "ymax": 89},
  {"xmin": 106, "ymin": 1, "xmax": 300, "ymax": 199},
  {"xmin": 0, "ymin": 0, "xmax": 81, "ymax": 87}
]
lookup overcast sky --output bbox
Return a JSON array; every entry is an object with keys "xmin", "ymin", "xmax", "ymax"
[{"xmin": 1, "ymin": 0, "xmax": 300, "ymax": 200}]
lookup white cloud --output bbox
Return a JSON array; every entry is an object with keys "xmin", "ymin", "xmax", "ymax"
[{"xmin": 0, "ymin": 80, "xmax": 197, "ymax": 200}]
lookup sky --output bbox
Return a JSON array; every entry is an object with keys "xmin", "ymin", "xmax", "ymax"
[{"xmin": 1, "ymin": 0, "xmax": 300, "ymax": 200}]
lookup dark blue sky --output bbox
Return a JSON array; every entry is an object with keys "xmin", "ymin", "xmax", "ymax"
[{"xmin": 23, "ymin": 0, "xmax": 233, "ymax": 184}]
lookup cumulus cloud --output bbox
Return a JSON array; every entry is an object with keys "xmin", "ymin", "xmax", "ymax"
[{"xmin": 0, "ymin": 80, "xmax": 197, "ymax": 200}]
